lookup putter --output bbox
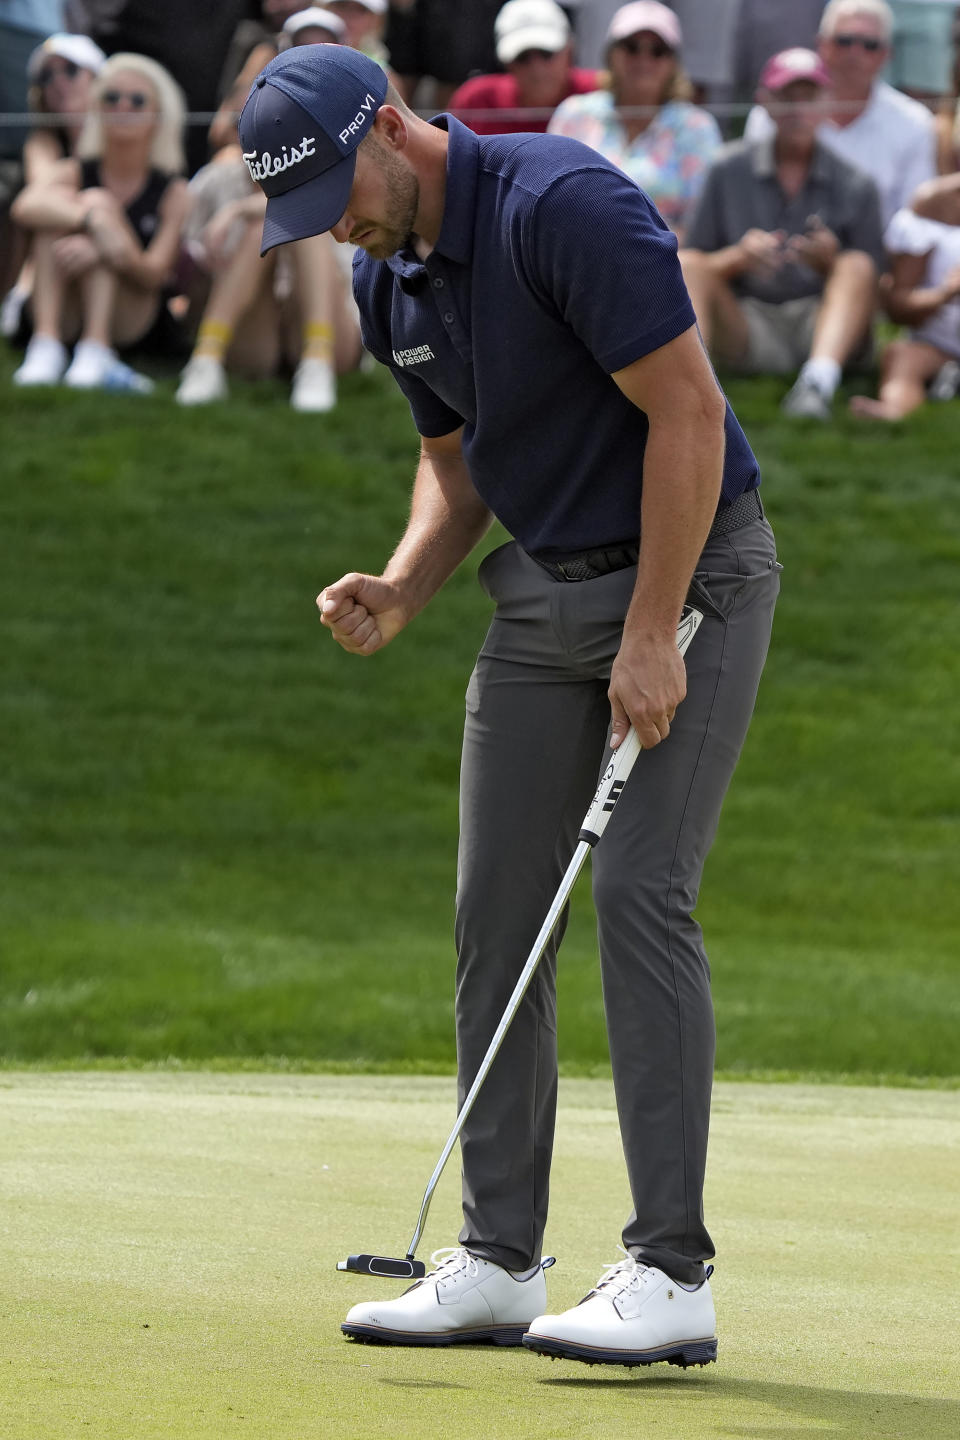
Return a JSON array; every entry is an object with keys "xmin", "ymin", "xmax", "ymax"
[{"xmin": 338, "ymin": 605, "xmax": 704, "ymax": 1280}]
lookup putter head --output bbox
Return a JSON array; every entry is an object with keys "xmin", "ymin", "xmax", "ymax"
[{"xmin": 337, "ymin": 1253, "xmax": 426, "ymax": 1279}]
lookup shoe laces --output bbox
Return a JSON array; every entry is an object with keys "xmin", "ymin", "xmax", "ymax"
[
  {"xmin": 427, "ymin": 1247, "xmax": 480, "ymax": 1282},
  {"xmin": 592, "ymin": 1247, "xmax": 655, "ymax": 1301}
]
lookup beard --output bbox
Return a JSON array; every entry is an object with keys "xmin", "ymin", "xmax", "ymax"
[{"xmin": 351, "ymin": 140, "xmax": 420, "ymax": 259}]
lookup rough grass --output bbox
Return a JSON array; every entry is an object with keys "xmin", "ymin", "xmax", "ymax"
[{"xmin": 0, "ymin": 355, "xmax": 957, "ymax": 1078}]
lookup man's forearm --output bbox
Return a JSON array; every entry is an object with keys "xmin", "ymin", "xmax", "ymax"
[
  {"xmin": 886, "ymin": 282, "xmax": 958, "ymax": 327},
  {"xmin": 382, "ymin": 445, "xmax": 492, "ymax": 621},
  {"xmin": 703, "ymin": 244, "xmax": 748, "ymax": 281},
  {"xmin": 628, "ymin": 411, "xmax": 724, "ymax": 639},
  {"xmin": 10, "ymin": 184, "xmax": 85, "ymax": 232}
]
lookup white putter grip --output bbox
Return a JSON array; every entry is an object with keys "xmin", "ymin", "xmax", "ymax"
[{"xmin": 578, "ymin": 605, "xmax": 704, "ymax": 846}]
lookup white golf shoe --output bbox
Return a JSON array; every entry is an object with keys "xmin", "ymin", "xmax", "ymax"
[
  {"xmin": 523, "ymin": 1253, "xmax": 717, "ymax": 1368},
  {"xmin": 342, "ymin": 1247, "xmax": 554, "ymax": 1347}
]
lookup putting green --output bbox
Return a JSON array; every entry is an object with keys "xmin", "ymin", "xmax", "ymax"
[{"xmin": 0, "ymin": 1074, "xmax": 956, "ymax": 1439}]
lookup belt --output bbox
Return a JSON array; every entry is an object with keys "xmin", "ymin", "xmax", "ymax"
[{"xmin": 529, "ymin": 489, "xmax": 763, "ymax": 583}]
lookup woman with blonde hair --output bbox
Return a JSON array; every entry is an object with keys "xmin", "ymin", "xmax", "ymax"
[
  {"xmin": 11, "ymin": 53, "xmax": 188, "ymax": 390},
  {"xmin": 547, "ymin": 0, "xmax": 721, "ymax": 240}
]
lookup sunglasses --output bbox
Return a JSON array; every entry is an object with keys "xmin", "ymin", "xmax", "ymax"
[
  {"xmin": 101, "ymin": 89, "xmax": 151, "ymax": 108},
  {"xmin": 831, "ymin": 33, "xmax": 884, "ymax": 51},
  {"xmin": 616, "ymin": 35, "xmax": 672, "ymax": 59},
  {"xmin": 512, "ymin": 48, "xmax": 560, "ymax": 64},
  {"xmin": 37, "ymin": 59, "xmax": 80, "ymax": 85}
]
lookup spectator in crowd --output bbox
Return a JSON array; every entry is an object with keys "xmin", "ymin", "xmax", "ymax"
[
  {"xmin": 2, "ymin": 33, "xmax": 106, "ymax": 340},
  {"xmin": 326, "ymin": 0, "xmax": 390, "ymax": 64},
  {"xmin": 280, "ymin": 6, "xmax": 347, "ymax": 44},
  {"xmin": 744, "ymin": 0, "xmax": 936, "ymax": 226},
  {"xmin": 886, "ymin": 0, "xmax": 958, "ymax": 101},
  {"xmin": 548, "ymin": 2, "xmax": 721, "ymax": 239},
  {"xmin": 450, "ymin": 0, "xmax": 600, "ymax": 136},
  {"xmin": 176, "ymin": 21, "xmax": 362, "ymax": 411},
  {"xmin": 681, "ymin": 47, "xmax": 882, "ymax": 419},
  {"xmin": 21, "ymin": 32, "xmax": 106, "ymax": 174},
  {"xmin": 385, "ymin": 0, "xmax": 502, "ymax": 107},
  {"xmin": 11, "ymin": 52, "xmax": 189, "ymax": 391},
  {"xmin": 850, "ymin": 174, "xmax": 960, "ymax": 417}
]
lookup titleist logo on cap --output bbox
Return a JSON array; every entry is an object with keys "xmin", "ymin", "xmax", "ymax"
[{"xmin": 243, "ymin": 134, "xmax": 317, "ymax": 183}]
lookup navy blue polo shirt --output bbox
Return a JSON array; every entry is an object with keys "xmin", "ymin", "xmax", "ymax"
[{"xmin": 354, "ymin": 116, "xmax": 760, "ymax": 556}]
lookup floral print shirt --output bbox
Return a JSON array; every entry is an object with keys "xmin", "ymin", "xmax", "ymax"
[{"xmin": 548, "ymin": 91, "xmax": 722, "ymax": 235}]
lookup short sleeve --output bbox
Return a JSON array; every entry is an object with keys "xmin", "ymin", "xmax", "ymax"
[
  {"xmin": 526, "ymin": 164, "xmax": 695, "ymax": 374},
  {"xmin": 743, "ymin": 105, "xmax": 773, "ymax": 143},
  {"xmin": 355, "ymin": 255, "xmax": 464, "ymax": 438},
  {"xmin": 885, "ymin": 206, "xmax": 941, "ymax": 256},
  {"xmin": 388, "ymin": 365, "xmax": 465, "ymax": 438}
]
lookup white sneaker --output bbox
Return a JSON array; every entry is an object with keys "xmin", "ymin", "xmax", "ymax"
[
  {"xmin": 63, "ymin": 340, "xmax": 114, "ymax": 389},
  {"xmin": 64, "ymin": 342, "xmax": 153, "ymax": 393},
  {"xmin": 523, "ymin": 1253, "xmax": 717, "ymax": 1368},
  {"xmin": 929, "ymin": 359, "xmax": 960, "ymax": 402},
  {"xmin": 290, "ymin": 357, "xmax": 335, "ymax": 413},
  {"xmin": 781, "ymin": 376, "xmax": 832, "ymax": 421},
  {"xmin": 1, "ymin": 284, "xmax": 29, "ymax": 340},
  {"xmin": 176, "ymin": 354, "xmax": 228, "ymax": 406},
  {"xmin": 13, "ymin": 335, "xmax": 69, "ymax": 386},
  {"xmin": 341, "ymin": 1247, "xmax": 554, "ymax": 1347}
]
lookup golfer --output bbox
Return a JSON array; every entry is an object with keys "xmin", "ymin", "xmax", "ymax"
[{"xmin": 240, "ymin": 46, "xmax": 780, "ymax": 1367}]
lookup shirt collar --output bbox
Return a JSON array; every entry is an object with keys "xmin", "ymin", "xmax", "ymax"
[
  {"xmin": 750, "ymin": 134, "xmax": 830, "ymax": 183},
  {"xmin": 433, "ymin": 115, "xmax": 478, "ymax": 266},
  {"xmin": 751, "ymin": 136, "xmax": 776, "ymax": 178},
  {"xmin": 385, "ymin": 113, "xmax": 478, "ymax": 278}
]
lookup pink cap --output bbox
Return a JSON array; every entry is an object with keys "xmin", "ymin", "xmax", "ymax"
[
  {"xmin": 607, "ymin": 2, "xmax": 682, "ymax": 51},
  {"xmin": 759, "ymin": 47, "xmax": 830, "ymax": 92}
]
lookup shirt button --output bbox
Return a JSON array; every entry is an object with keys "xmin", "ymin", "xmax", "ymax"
[
  {"xmin": 433, "ymin": 277, "xmax": 444, "ymax": 288},
  {"xmin": 443, "ymin": 312, "xmax": 454, "ymax": 324}
]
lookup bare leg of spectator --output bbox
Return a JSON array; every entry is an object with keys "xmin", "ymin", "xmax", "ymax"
[
  {"xmin": 849, "ymin": 339, "xmax": 949, "ymax": 420},
  {"xmin": 30, "ymin": 228, "xmax": 69, "ymax": 343},
  {"xmin": 807, "ymin": 252, "xmax": 877, "ymax": 371},
  {"xmin": 176, "ymin": 217, "xmax": 278, "ymax": 405},
  {"xmin": 12, "ymin": 229, "xmax": 70, "ymax": 385},
  {"xmin": 77, "ymin": 262, "xmax": 116, "ymax": 348},
  {"xmin": 782, "ymin": 253, "xmax": 877, "ymax": 420},
  {"xmin": 59, "ymin": 260, "xmax": 158, "ymax": 390},
  {"xmin": 285, "ymin": 234, "xmax": 363, "ymax": 413}
]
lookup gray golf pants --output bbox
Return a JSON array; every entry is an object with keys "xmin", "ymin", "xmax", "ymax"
[{"xmin": 455, "ymin": 517, "xmax": 780, "ymax": 1285}]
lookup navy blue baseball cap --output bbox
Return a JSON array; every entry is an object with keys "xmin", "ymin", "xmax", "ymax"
[{"xmin": 238, "ymin": 45, "xmax": 388, "ymax": 254}]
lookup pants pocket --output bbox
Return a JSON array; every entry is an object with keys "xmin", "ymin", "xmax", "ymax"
[{"xmin": 691, "ymin": 521, "xmax": 782, "ymax": 621}]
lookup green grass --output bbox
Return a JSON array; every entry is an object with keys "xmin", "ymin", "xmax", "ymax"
[
  {"xmin": 0, "ymin": 354, "xmax": 958, "ymax": 1077},
  {"xmin": 0, "ymin": 1073, "xmax": 957, "ymax": 1439}
]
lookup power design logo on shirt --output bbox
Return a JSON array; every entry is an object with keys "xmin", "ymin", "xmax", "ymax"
[{"xmin": 392, "ymin": 345, "xmax": 436, "ymax": 366}]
